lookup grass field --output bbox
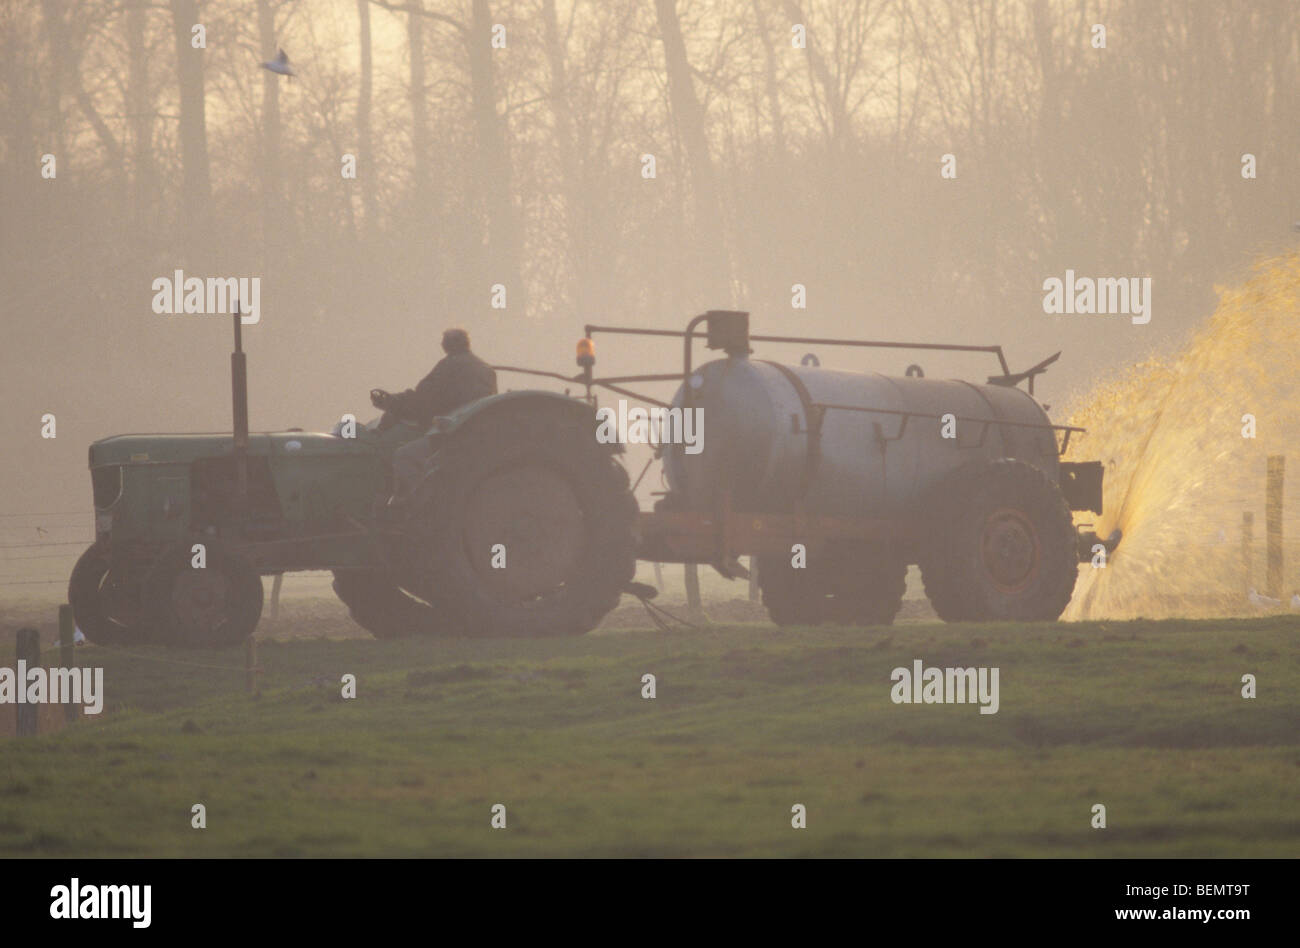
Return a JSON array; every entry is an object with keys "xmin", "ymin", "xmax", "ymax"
[{"xmin": 0, "ymin": 595, "xmax": 1297, "ymax": 857}]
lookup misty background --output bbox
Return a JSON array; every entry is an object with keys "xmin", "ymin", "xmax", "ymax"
[{"xmin": 3, "ymin": 0, "xmax": 1299, "ymax": 520}]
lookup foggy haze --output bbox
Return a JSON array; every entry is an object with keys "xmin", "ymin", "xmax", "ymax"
[{"xmin": 3, "ymin": 0, "xmax": 1297, "ymax": 515}]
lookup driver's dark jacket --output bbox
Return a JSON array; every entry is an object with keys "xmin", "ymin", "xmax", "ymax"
[{"xmin": 386, "ymin": 350, "xmax": 498, "ymax": 428}]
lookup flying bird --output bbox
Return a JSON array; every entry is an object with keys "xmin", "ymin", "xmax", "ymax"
[{"xmin": 261, "ymin": 48, "xmax": 295, "ymax": 78}]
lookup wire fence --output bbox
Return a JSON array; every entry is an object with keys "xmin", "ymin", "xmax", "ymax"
[
  {"xmin": 0, "ymin": 512, "xmax": 90, "ymax": 588},
  {"xmin": 0, "ymin": 513, "xmax": 339, "ymax": 592}
]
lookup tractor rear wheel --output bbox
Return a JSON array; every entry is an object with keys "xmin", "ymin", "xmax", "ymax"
[
  {"xmin": 68, "ymin": 544, "xmax": 146, "ymax": 646},
  {"xmin": 143, "ymin": 542, "xmax": 264, "ymax": 648},
  {"xmin": 331, "ymin": 569, "xmax": 445, "ymax": 639},
  {"xmin": 919, "ymin": 459, "xmax": 1078, "ymax": 622},
  {"xmin": 404, "ymin": 403, "xmax": 637, "ymax": 637}
]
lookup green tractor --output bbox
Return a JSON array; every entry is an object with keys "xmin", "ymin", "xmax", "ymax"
[{"xmin": 69, "ymin": 318, "xmax": 638, "ymax": 647}]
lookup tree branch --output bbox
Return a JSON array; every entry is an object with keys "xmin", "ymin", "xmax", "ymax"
[{"xmin": 367, "ymin": 0, "xmax": 466, "ymax": 35}]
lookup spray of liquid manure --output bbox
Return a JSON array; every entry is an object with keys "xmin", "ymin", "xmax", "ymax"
[{"xmin": 1062, "ymin": 251, "xmax": 1300, "ymax": 620}]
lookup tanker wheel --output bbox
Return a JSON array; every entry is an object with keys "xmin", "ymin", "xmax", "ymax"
[
  {"xmin": 757, "ymin": 552, "xmax": 827, "ymax": 626},
  {"xmin": 759, "ymin": 544, "xmax": 907, "ymax": 627},
  {"xmin": 410, "ymin": 407, "xmax": 637, "ymax": 637},
  {"xmin": 331, "ymin": 569, "xmax": 446, "ymax": 639},
  {"xmin": 919, "ymin": 459, "xmax": 1078, "ymax": 622},
  {"xmin": 143, "ymin": 542, "xmax": 264, "ymax": 648},
  {"xmin": 68, "ymin": 544, "xmax": 147, "ymax": 646},
  {"xmin": 822, "ymin": 543, "xmax": 908, "ymax": 626}
]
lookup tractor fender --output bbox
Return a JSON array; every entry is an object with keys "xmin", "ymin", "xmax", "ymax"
[
  {"xmin": 425, "ymin": 390, "xmax": 621, "ymax": 454},
  {"xmin": 400, "ymin": 390, "xmax": 624, "ymax": 553}
]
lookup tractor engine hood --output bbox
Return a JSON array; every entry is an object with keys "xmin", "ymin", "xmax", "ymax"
[{"xmin": 88, "ymin": 431, "xmax": 375, "ymax": 468}]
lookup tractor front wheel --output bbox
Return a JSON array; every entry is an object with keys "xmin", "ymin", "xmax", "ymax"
[
  {"xmin": 68, "ymin": 544, "xmax": 147, "ymax": 646},
  {"xmin": 143, "ymin": 542, "xmax": 264, "ymax": 648}
]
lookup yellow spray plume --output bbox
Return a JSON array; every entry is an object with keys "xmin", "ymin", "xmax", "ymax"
[{"xmin": 1063, "ymin": 252, "xmax": 1300, "ymax": 619}]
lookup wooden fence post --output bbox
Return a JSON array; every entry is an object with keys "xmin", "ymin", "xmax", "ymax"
[
  {"xmin": 748, "ymin": 555, "xmax": 760, "ymax": 601},
  {"xmin": 1241, "ymin": 511, "xmax": 1253, "ymax": 599},
  {"xmin": 245, "ymin": 637, "xmax": 259, "ymax": 696},
  {"xmin": 15, "ymin": 628, "xmax": 39, "ymax": 737},
  {"xmin": 58, "ymin": 605, "xmax": 76, "ymax": 723},
  {"xmin": 1266, "ymin": 456, "xmax": 1284, "ymax": 600}
]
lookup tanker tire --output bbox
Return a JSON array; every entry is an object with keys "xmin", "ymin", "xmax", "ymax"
[
  {"xmin": 331, "ymin": 569, "xmax": 444, "ymax": 639},
  {"xmin": 68, "ymin": 544, "xmax": 147, "ymax": 646},
  {"xmin": 824, "ymin": 543, "xmax": 908, "ymax": 627},
  {"xmin": 409, "ymin": 405, "xmax": 637, "ymax": 637},
  {"xmin": 757, "ymin": 552, "xmax": 827, "ymax": 626},
  {"xmin": 143, "ymin": 542, "xmax": 264, "ymax": 648},
  {"xmin": 919, "ymin": 459, "xmax": 1078, "ymax": 622}
]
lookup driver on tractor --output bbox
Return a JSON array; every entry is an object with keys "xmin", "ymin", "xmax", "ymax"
[{"xmin": 371, "ymin": 328, "xmax": 498, "ymax": 499}]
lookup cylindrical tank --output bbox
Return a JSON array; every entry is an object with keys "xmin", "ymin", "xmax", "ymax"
[{"xmin": 662, "ymin": 353, "xmax": 1060, "ymax": 517}]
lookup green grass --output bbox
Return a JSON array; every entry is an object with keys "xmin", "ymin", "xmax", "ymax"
[{"xmin": 1, "ymin": 614, "xmax": 1297, "ymax": 857}]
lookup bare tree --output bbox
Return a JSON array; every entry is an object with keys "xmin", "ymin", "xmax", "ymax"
[
  {"xmin": 126, "ymin": 0, "xmax": 156, "ymax": 236},
  {"xmin": 170, "ymin": 0, "xmax": 211, "ymax": 260},
  {"xmin": 356, "ymin": 0, "xmax": 378, "ymax": 234},
  {"xmin": 469, "ymin": 0, "xmax": 524, "ymax": 316},
  {"xmin": 654, "ymin": 0, "xmax": 730, "ymax": 303},
  {"xmin": 406, "ymin": 0, "xmax": 432, "ymax": 215},
  {"xmin": 257, "ymin": 0, "xmax": 284, "ymax": 260}
]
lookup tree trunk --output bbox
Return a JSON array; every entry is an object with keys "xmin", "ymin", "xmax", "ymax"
[
  {"xmin": 541, "ymin": 0, "xmax": 585, "ymax": 318},
  {"xmin": 170, "ymin": 0, "xmax": 211, "ymax": 263},
  {"xmin": 39, "ymin": 0, "xmax": 67, "ymax": 169},
  {"xmin": 752, "ymin": 0, "xmax": 787, "ymax": 168},
  {"xmin": 257, "ymin": 0, "xmax": 282, "ymax": 261},
  {"xmin": 654, "ymin": 0, "xmax": 730, "ymax": 303},
  {"xmin": 1270, "ymin": 1, "xmax": 1299, "ymax": 230},
  {"xmin": 468, "ymin": 0, "xmax": 523, "ymax": 316},
  {"xmin": 356, "ymin": 0, "xmax": 377, "ymax": 235},
  {"xmin": 126, "ymin": 0, "xmax": 154, "ymax": 237},
  {"xmin": 407, "ymin": 0, "xmax": 430, "ymax": 217}
]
